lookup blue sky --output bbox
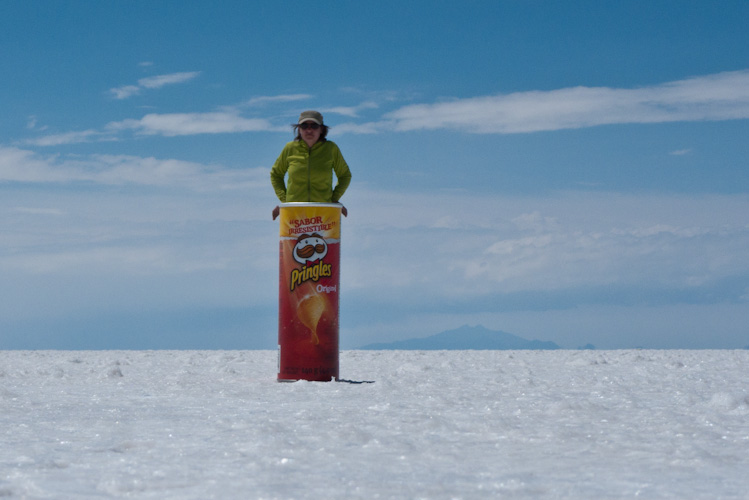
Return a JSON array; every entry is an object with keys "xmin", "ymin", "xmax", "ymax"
[{"xmin": 1, "ymin": 0, "xmax": 748, "ymax": 349}]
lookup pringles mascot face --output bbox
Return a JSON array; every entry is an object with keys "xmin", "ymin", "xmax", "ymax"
[{"xmin": 293, "ymin": 233, "xmax": 328, "ymax": 267}]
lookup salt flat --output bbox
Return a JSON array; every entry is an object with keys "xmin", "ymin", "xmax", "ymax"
[{"xmin": 1, "ymin": 350, "xmax": 748, "ymax": 499}]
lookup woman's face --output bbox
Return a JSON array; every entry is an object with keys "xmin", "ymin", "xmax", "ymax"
[{"xmin": 299, "ymin": 121, "xmax": 321, "ymax": 146}]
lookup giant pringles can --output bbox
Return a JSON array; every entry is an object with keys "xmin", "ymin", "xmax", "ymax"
[{"xmin": 277, "ymin": 203, "xmax": 341, "ymax": 381}]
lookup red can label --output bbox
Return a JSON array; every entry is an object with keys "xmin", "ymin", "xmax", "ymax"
[{"xmin": 277, "ymin": 203, "xmax": 341, "ymax": 381}]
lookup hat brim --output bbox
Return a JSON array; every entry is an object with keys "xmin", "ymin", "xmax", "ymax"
[{"xmin": 298, "ymin": 118, "xmax": 322, "ymax": 125}]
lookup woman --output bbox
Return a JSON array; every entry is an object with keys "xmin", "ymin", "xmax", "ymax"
[{"xmin": 271, "ymin": 110, "xmax": 351, "ymax": 219}]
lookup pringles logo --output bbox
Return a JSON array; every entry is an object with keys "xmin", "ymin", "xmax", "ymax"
[{"xmin": 289, "ymin": 233, "xmax": 332, "ymax": 291}]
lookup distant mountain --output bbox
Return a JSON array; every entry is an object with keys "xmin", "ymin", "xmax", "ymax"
[{"xmin": 359, "ymin": 325, "xmax": 560, "ymax": 350}]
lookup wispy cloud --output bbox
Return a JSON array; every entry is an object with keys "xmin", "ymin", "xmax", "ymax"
[
  {"xmin": 337, "ymin": 190, "xmax": 749, "ymax": 321},
  {"xmin": 324, "ymin": 101, "xmax": 378, "ymax": 118},
  {"xmin": 25, "ymin": 115, "xmax": 50, "ymax": 135},
  {"xmin": 26, "ymin": 110, "xmax": 276, "ymax": 145},
  {"xmin": 669, "ymin": 149, "xmax": 692, "ymax": 156},
  {"xmin": 109, "ymin": 71, "xmax": 201, "ymax": 100},
  {"xmin": 0, "ymin": 146, "xmax": 84, "ymax": 182},
  {"xmin": 241, "ymin": 94, "xmax": 312, "ymax": 107},
  {"xmin": 106, "ymin": 112, "xmax": 273, "ymax": 136},
  {"xmin": 332, "ymin": 121, "xmax": 390, "ymax": 134},
  {"xmin": 5, "ymin": 153, "xmax": 746, "ymax": 303},
  {"xmin": 2, "ymin": 151, "xmax": 747, "ymax": 348},
  {"xmin": 0, "ymin": 146, "xmax": 268, "ymax": 190},
  {"xmin": 24, "ymin": 129, "xmax": 105, "ymax": 147},
  {"xmin": 27, "ymin": 70, "xmax": 749, "ymax": 143},
  {"xmin": 365, "ymin": 70, "xmax": 749, "ymax": 134},
  {"xmin": 110, "ymin": 85, "xmax": 142, "ymax": 100},
  {"xmin": 138, "ymin": 72, "xmax": 201, "ymax": 89},
  {"xmin": 0, "ymin": 148, "xmax": 276, "ymax": 319}
]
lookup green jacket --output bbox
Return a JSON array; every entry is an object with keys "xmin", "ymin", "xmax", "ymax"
[{"xmin": 270, "ymin": 140, "xmax": 352, "ymax": 203}]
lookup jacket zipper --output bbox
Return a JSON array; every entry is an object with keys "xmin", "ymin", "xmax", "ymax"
[{"xmin": 307, "ymin": 144, "xmax": 312, "ymax": 201}]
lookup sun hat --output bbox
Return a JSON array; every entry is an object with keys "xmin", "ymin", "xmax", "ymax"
[{"xmin": 298, "ymin": 110, "xmax": 323, "ymax": 125}]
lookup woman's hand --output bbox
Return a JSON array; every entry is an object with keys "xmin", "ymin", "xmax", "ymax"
[{"xmin": 273, "ymin": 204, "xmax": 345, "ymax": 219}]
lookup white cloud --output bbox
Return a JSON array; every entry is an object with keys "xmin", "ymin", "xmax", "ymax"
[
  {"xmin": 24, "ymin": 129, "xmax": 104, "ymax": 146},
  {"xmin": 341, "ymin": 189, "xmax": 749, "ymax": 300},
  {"xmin": 24, "ymin": 70, "xmax": 749, "ymax": 145},
  {"xmin": 241, "ymin": 94, "xmax": 312, "ymax": 106},
  {"xmin": 2, "ymin": 158, "xmax": 747, "ymax": 348},
  {"xmin": 331, "ymin": 121, "xmax": 390, "ymax": 135},
  {"xmin": 110, "ymin": 85, "xmax": 142, "ymax": 100},
  {"xmin": 138, "ymin": 72, "xmax": 201, "ymax": 89},
  {"xmin": 0, "ymin": 146, "xmax": 269, "ymax": 190},
  {"xmin": 109, "ymin": 71, "xmax": 201, "ymax": 100},
  {"xmin": 27, "ymin": 109, "xmax": 276, "ymax": 145},
  {"xmin": 0, "ymin": 147, "xmax": 85, "ymax": 182},
  {"xmin": 86, "ymin": 154, "xmax": 271, "ymax": 191},
  {"xmin": 376, "ymin": 70, "xmax": 749, "ymax": 134},
  {"xmin": 0, "ymin": 149, "xmax": 279, "ymax": 324},
  {"xmin": 325, "ymin": 101, "xmax": 378, "ymax": 118},
  {"xmin": 107, "ymin": 112, "xmax": 273, "ymax": 136}
]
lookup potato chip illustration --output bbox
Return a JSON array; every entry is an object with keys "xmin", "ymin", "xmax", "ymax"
[{"xmin": 297, "ymin": 293, "xmax": 325, "ymax": 345}]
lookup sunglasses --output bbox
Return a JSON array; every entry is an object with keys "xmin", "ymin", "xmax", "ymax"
[{"xmin": 299, "ymin": 122, "xmax": 320, "ymax": 130}]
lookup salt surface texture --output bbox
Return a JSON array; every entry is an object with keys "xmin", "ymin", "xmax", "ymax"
[{"xmin": 1, "ymin": 350, "xmax": 748, "ymax": 499}]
